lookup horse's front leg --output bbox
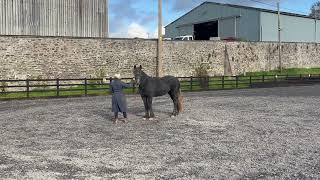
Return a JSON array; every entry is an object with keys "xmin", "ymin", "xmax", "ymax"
[
  {"xmin": 141, "ymin": 95, "xmax": 149, "ymax": 119},
  {"xmin": 147, "ymin": 97, "xmax": 155, "ymax": 119}
]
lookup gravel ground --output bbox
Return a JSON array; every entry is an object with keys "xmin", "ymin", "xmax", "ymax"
[{"xmin": 0, "ymin": 85, "xmax": 320, "ymax": 179}]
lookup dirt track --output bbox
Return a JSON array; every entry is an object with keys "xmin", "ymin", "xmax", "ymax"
[{"xmin": 0, "ymin": 85, "xmax": 320, "ymax": 179}]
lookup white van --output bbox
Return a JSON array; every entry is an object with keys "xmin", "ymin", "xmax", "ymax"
[{"xmin": 174, "ymin": 35, "xmax": 194, "ymax": 41}]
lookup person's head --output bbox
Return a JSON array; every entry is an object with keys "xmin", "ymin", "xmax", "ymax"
[{"xmin": 114, "ymin": 73, "xmax": 121, "ymax": 79}]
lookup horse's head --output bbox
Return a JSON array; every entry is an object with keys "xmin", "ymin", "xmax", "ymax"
[{"xmin": 133, "ymin": 65, "xmax": 143, "ymax": 85}]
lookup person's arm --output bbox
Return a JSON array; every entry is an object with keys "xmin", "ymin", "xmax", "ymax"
[{"xmin": 120, "ymin": 81, "xmax": 133, "ymax": 88}]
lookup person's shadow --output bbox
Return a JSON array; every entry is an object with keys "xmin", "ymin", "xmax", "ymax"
[{"xmin": 90, "ymin": 109, "xmax": 114, "ymax": 122}]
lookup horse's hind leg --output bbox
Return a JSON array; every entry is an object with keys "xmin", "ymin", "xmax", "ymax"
[
  {"xmin": 147, "ymin": 97, "xmax": 155, "ymax": 119},
  {"xmin": 141, "ymin": 95, "xmax": 149, "ymax": 119},
  {"xmin": 168, "ymin": 91, "xmax": 178, "ymax": 117}
]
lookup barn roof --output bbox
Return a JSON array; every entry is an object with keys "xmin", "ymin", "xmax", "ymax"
[{"xmin": 165, "ymin": 1, "xmax": 313, "ymax": 28}]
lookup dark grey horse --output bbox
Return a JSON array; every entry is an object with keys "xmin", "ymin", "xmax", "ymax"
[{"xmin": 133, "ymin": 65, "xmax": 183, "ymax": 119}]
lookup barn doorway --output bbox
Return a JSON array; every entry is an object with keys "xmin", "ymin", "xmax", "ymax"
[{"xmin": 194, "ymin": 21, "xmax": 218, "ymax": 40}]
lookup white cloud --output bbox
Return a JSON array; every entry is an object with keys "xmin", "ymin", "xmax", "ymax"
[
  {"xmin": 127, "ymin": 23, "xmax": 149, "ymax": 38},
  {"xmin": 110, "ymin": 22, "xmax": 165, "ymax": 39}
]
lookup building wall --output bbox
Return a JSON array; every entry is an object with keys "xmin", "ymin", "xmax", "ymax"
[
  {"xmin": 317, "ymin": 22, "xmax": 320, "ymax": 42},
  {"xmin": 1, "ymin": 36, "xmax": 320, "ymax": 80},
  {"xmin": 165, "ymin": 2, "xmax": 260, "ymax": 41},
  {"xmin": 260, "ymin": 12, "xmax": 319, "ymax": 43},
  {"xmin": 0, "ymin": 0, "xmax": 108, "ymax": 37},
  {"xmin": 219, "ymin": 18, "xmax": 236, "ymax": 39},
  {"xmin": 0, "ymin": 36, "xmax": 157, "ymax": 79}
]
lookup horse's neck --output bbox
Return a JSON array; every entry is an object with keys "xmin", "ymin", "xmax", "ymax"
[{"xmin": 140, "ymin": 71, "xmax": 151, "ymax": 85}]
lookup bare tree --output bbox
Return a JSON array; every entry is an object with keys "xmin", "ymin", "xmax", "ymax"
[{"xmin": 310, "ymin": 1, "xmax": 320, "ymax": 19}]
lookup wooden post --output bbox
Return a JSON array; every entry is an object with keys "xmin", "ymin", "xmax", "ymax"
[
  {"xmin": 236, "ymin": 76, "xmax": 239, "ymax": 88},
  {"xmin": 156, "ymin": 0, "xmax": 163, "ymax": 77},
  {"xmin": 277, "ymin": 1, "xmax": 282, "ymax": 73},
  {"xmin": 26, "ymin": 79, "xmax": 30, "ymax": 98},
  {"xmin": 222, "ymin": 76, "xmax": 225, "ymax": 89},
  {"xmin": 109, "ymin": 77, "xmax": 112, "ymax": 93},
  {"xmin": 190, "ymin": 76, "xmax": 193, "ymax": 91},
  {"xmin": 56, "ymin": 78, "xmax": 60, "ymax": 97},
  {"xmin": 84, "ymin": 78, "xmax": 88, "ymax": 96}
]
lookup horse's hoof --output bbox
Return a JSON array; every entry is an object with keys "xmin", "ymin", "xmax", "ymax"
[
  {"xmin": 143, "ymin": 117, "xmax": 147, "ymax": 120},
  {"xmin": 170, "ymin": 115, "xmax": 175, "ymax": 118},
  {"xmin": 149, "ymin": 118, "xmax": 154, "ymax": 121}
]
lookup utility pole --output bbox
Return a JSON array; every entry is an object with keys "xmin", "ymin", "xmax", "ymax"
[
  {"xmin": 277, "ymin": 1, "xmax": 282, "ymax": 72},
  {"xmin": 157, "ymin": 0, "xmax": 163, "ymax": 77},
  {"xmin": 315, "ymin": 6, "xmax": 319, "ymax": 43},
  {"xmin": 106, "ymin": 0, "xmax": 109, "ymax": 38}
]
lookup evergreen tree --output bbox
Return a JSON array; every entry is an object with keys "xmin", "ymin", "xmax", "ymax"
[{"xmin": 310, "ymin": 1, "xmax": 320, "ymax": 19}]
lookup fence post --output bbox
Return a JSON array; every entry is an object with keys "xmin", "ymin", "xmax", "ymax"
[
  {"xmin": 236, "ymin": 76, "xmax": 238, "ymax": 89},
  {"xmin": 190, "ymin": 76, "xmax": 193, "ymax": 91},
  {"xmin": 56, "ymin": 78, "xmax": 60, "ymax": 97},
  {"xmin": 262, "ymin": 75, "xmax": 265, "ymax": 83},
  {"xmin": 84, "ymin": 78, "xmax": 88, "ymax": 96},
  {"xmin": 249, "ymin": 76, "xmax": 252, "ymax": 88},
  {"xmin": 26, "ymin": 79, "xmax": 30, "ymax": 98},
  {"xmin": 211, "ymin": 76, "xmax": 214, "ymax": 90},
  {"xmin": 222, "ymin": 76, "xmax": 225, "ymax": 89},
  {"xmin": 300, "ymin": 74, "xmax": 302, "ymax": 81},
  {"xmin": 109, "ymin": 77, "xmax": 113, "ymax": 93},
  {"xmin": 206, "ymin": 76, "xmax": 209, "ymax": 90}
]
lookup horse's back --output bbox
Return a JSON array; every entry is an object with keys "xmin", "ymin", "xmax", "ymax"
[
  {"xmin": 161, "ymin": 75, "xmax": 180, "ymax": 91},
  {"xmin": 139, "ymin": 75, "xmax": 180, "ymax": 97},
  {"xmin": 161, "ymin": 75, "xmax": 179, "ymax": 83}
]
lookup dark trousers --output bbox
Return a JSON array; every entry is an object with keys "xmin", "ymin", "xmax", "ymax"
[{"xmin": 114, "ymin": 112, "xmax": 127, "ymax": 119}]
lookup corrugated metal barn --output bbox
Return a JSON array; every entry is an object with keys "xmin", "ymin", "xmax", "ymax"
[
  {"xmin": 0, "ymin": 0, "xmax": 108, "ymax": 37},
  {"xmin": 165, "ymin": 1, "xmax": 320, "ymax": 43}
]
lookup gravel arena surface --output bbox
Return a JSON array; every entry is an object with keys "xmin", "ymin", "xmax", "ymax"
[{"xmin": 0, "ymin": 85, "xmax": 320, "ymax": 179}]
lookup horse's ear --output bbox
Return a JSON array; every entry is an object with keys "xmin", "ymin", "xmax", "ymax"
[
  {"xmin": 134, "ymin": 65, "xmax": 136, "ymax": 69},
  {"xmin": 139, "ymin": 65, "xmax": 142, "ymax": 69}
]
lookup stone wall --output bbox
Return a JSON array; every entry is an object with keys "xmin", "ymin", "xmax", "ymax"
[{"xmin": 1, "ymin": 36, "xmax": 320, "ymax": 80}]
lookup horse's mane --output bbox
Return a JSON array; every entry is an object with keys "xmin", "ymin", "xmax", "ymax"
[{"xmin": 140, "ymin": 70, "xmax": 173, "ymax": 80}]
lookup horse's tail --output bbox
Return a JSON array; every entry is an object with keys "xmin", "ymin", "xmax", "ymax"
[{"xmin": 177, "ymin": 87, "xmax": 184, "ymax": 113}]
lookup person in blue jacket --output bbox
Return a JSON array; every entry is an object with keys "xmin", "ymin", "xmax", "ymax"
[{"xmin": 110, "ymin": 73, "xmax": 133, "ymax": 124}]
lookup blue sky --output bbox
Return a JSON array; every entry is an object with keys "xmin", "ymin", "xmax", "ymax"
[{"xmin": 109, "ymin": 0, "xmax": 319, "ymax": 38}]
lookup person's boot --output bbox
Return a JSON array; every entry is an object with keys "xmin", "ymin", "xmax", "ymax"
[
  {"xmin": 122, "ymin": 112, "xmax": 128, "ymax": 123},
  {"xmin": 113, "ymin": 118, "xmax": 118, "ymax": 124},
  {"xmin": 122, "ymin": 118, "xmax": 127, "ymax": 123}
]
